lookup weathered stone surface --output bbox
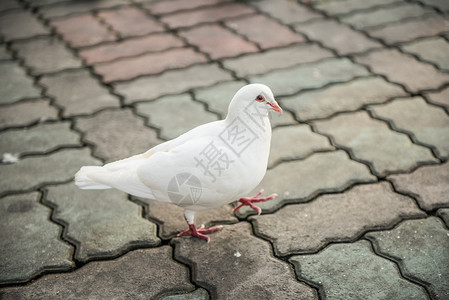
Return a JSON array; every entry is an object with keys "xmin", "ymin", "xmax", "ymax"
[
  {"xmin": 367, "ymin": 217, "xmax": 449, "ymax": 299},
  {"xmin": 222, "ymin": 43, "xmax": 334, "ymax": 77},
  {"xmin": 290, "ymin": 240, "xmax": 428, "ymax": 299},
  {"xmin": 313, "ymin": 0, "xmax": 401, "ymax": 16},
  {"xmin": 0, "ymin": 122, "xmax": 80, "ymax": 157},
  {"xmin": 0, "ymin": 10, "xmax": 49, "ymax": 40},
  {"xmin": 254, "ymin": 182, "xmax": 425, "ymax": 256},
  {"xmin": 251, "ymin": 0, "xmax": 322, "ymax": 24},
  {"xmin": 145, "ymin": 0, "xmax": 232, "ymax": 15},
  {"xmin": 40, "ymin": 69, "xmax": 120, "ymax": 117},
  {"xmin": 0, "ymin": 148, "xmax": 100, "ymax": 195},
  {"xmin": 0, "ymin": 99, "xmax": 58, "ymax": 130},
  {"xmin": 75, "ymin": 109, "xmax": 161, "ymax": 162},
  {"xmin": 425, "ymin": 86, "xmax": 449, "ymax": 111},
  {"xmin": 388, "ymin": 162, "xmax": 449, "ymax": 211},
  {"xmin": 269, "ymin": 110, "xmax": 297, "ymax": 128},
  {"xmin": 294, "ymin": 19, "xmax": 381, "ymax": 55},
  {"xmin": 0, "ymin": 61, "xmax": 41, "ymax": 104},
  {"xmin": 45, "ymin": 182, "xmax": 160, "ymax": 262},
  {"xmin": 0, "ymin": 0, "xmax": 20, "ymax": 12},
  {"xmin": 173, "ymin": 222, "xmax": 318, "ymax": 300},
  {"xmin": 114, "ymin": 63, "xmax": 232, "ymax": 104},
  {"xmin": 0, "ymin": 246, "xmax": 195, "ymax": 299},
  {"xmin": 0, "ymin": 192, "xmax": 74, "ymax": 284},
  {"xmin": 416, "ymin": 0, "xmax": 449, "ymax": 11},
  {"xmin": 354, "ymin": 48, "xmax": 449, "ymax": 93},
  {"xmin": 161, "ymin": 288, "xmax": 209, "ymax": 300},
  {"xmin": 249, "ymin": 58, "xmax": 369, "ymax": 97},
  {"xmin": 135, "ymin": 94, "xmax": 218, "ymax": 140},
  {"xmin": 281, "ymin": 76, "xmax": 407, "ymax": 121},
  {"xmin": 269, "ymin": 125, "xmax": 333, "ymax": 168},
  {"xmin": 236, "ymin": 150, "xmax": 376, "ymax": 217},
  {"xmin": 369, "ymin": 97, "xmax": 449, "ymax": 160},
  {"xmin": 401, "ymin": 37, "xmax": 449, "ymax": 71},
  {"xmin": 39, "ymin": 0, "xmax": 129, "ymax": 19},
  {"xmin": 437, "ymin": 208, "xmax": 449, "ymax": 226},
  {"xmin": 313, "ymin": 111, "xmax": 438, "ymax": 177},
  {"xmin": 11, "ymin": 36, "xmax": 82, "ymax": 74},
  {"xmin": 0, "ymin": 44, "xmax": 11, "ymax": 60}
]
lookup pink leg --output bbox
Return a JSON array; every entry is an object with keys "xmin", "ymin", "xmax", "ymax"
[
  {"xmin": 232, "ymin": 189, "xmax": 277, "ymax": 215},
  {"xmin": 177, "ymin": 223, "xmax": 223, "ymax": 243}
]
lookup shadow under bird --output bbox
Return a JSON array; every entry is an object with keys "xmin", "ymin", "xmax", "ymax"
[{"xmin": 75, "ymin": 83, "xmax": 282, "ymax": 242}]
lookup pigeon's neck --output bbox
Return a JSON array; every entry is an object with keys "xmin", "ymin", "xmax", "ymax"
[{"xmin": 225, "ymin": 101, "xmax": 272, "ymax": 134}]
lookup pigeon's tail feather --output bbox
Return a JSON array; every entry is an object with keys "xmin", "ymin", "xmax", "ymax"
[{"xmin": 75, "ymin": 166, "xmax": 112, "ymax": 189}]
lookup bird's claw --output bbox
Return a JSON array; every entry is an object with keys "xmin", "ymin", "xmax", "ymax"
[
  {"xmin": 232, "ymin": 190, "xmax": 278, "ymax": 215},
  {"xmin": 177, "ymin": 224, "xmax": 223, "ymax": 243}
]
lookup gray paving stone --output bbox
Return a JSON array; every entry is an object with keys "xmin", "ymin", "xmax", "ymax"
[
  {"xmin": 0, "ymin": 0, "xmax": 21, "ymax": 12},
  {"xmin": 253, "ymin": 182, "xmax": 425, "ymax": 256},
  {"xmin": 290, "ymin": 240, "xmax": 428, "ymax": 299},
  {"xmin": 0, "ymin": 44, "xmax": 11, "ymax": 60},
  {"xmin": 236, "ymin": 150, "xmax": 376, "ymax": 217},
  {"xmin": 388, "ymin": 162, "xmax": 449, "ymax": 211},
  {"xmin": 437, "ymin": 208, "xmax": 449, "ymax": 226},
  {"xmin": 0, "ymin": 148, "xmax": 100, "ymax": 195},
  {"xmin": 173, "ymin": 222, "xmax": 318, "ymax": 300},
  {"xmin": 136, "ymin": 94, "xmax": 218, "ymax": 140},
  {"xmin": 0, "ymin": 10, "xmax": 49, "ymax": 40},
  {"xmin": 0, "ymin": 61, "xmax": 41, "ymax": 104},
  {"xmin": 313, "ymin": 0, "xmax": 401, "ymax": 16},
  {"xmin": 0, "ymin": 122, "xmax": 80, "ymax": 158},
  {"xmin": 401, "ymin": 37, "xmax": 449, "ymax": 71},
  {"xmin": 294, "ymin": 19, "xmax": 382, "ymax": 55},
  {"xmin": 0, "ymin": 192, "xmax": 74, "ymax": 284},
  {"xmin": 0, "ymin": 98, "xmax": 58, "ymax": 130},
  {"xmin": 251, "ymin": 0, "xmax": 322, "ymax": 24},
  {"xmin": 340, "ymin": 2, "xmax": 434, "ymax": 30},
  {"xmin": 45, "ymin": 182, "xmax": 160, "ymax": 262},
  {"xmin": 75, "ymin": 109, "xmax": 161, "ymax": 162},
  {"xmin": 114, "ymin": 63, "xmax": 233, "ymax": 104},
  {"xmin": 425, "ymin": 86, "xmax": 449, "ymax": 111},
  {"xmin": 369, "ymin": 97, "xmax": 449, "ymax": 160},
  {"xmin": 416, "ymin": 0, "xmax": 449, "ymax": 11},
  {"xmin": 39, "ymin": 69, "xmax": 120, "ymax": 117},
  {"xmin": 11, "ymin": 36, "xmax": 82, "ymax": 75},
  {"xmin": 368, "ymin": 14, "xmax": 449, "ymax": 44},
  {"xmin": 39, "ymin": 0, "xmax": 129, "ymax": 19},
  {"xmin": 313, "ymin": 111, "xmax": 438, "ymax": 177},
  {"xmin": 249, "ymin": 58, "xmax": 370, "ymax": 97},
  {"xmin": 367, "ymin": 217, "xmax": 449, "ymax": 299},
  {"xmin": 161, "ymin": 288, "xmax": 209, "ymax": 300},
  {"xmin": 354, "ymin": 48, "xmax": 449, "ymax": 93},
  {"xmin": 222, "ymin": 44, "xmax": 334, "ymax": 77},
  {"xmin": 24, "ymin": 0, "xmax": 70, "ymax": 7},
  {"xmin": 281, "ymin": 76, "xmax": 407, "ymax": 121},
  {"xmin": 0, "ymin": 246, "xmax": 195, "ymax": 299}
]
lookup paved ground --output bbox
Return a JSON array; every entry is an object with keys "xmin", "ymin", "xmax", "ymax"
[{"xmin": 0, "ymin": 0, "xmax": 448, "ymax": 299}]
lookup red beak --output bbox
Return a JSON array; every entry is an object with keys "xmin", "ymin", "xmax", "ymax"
[{"xmin": 268, "ymin": 100, "xmax": 283, "ymax": 114}]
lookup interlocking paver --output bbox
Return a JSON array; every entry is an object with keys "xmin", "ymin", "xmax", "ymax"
[
  {"xmin": 236, "ymin": 150, "xmax": 376, "ymax": 217},
  {"xmin": 0, "ymin": 192, "xmax": 74, "ymax": 284},
  {"xmin": 254, "ymin": 182, "xmax": 425, "ymax": 256},
  {"xmin": 251, "ymin": 0, "xmax": 322, "ymax": 24},
  {"xmin": 38, "ymin": 0, "xmax": 129, "ymax": 19},
  {"xmin": 75, "ymin": 109, "xmax": 161, "ymax": 162},
  {"xmin": 11, "ymin": 36, "xmax": 82, "ymax": 74},
  {"xmin": 401, "ymin": 37, "xmax": 449, "ymax": 71},
  {"xmin": 313, "ymin": 0, "xmax": 401, "ymax": 16},
  {"xmin": 51, "ymin": 13, "xmax": 116, "ymax": 48},
  {"xmin": 290, "ymin": 240, "xmax": 428, "ymax": 299},
  {"xmin": 313, "ymin": 111, "xmax": 438, "ymax": 177},
  {"xmin": 249, "ymin": 57, "xmax": 370, "ymax": 96},
  {"xmin": 0, "ymin": 98, "xmax": 58, "ymax": 130},
  {"xmin": 0, "ymin": 61, "xmax": 41, "ymax": 105},
  {"xmin": 24, "ymin": 0, "xmax": 71, "ymax": 7},
  {"xmin": 425, "ymin": 86, "xmax": 449, "ymax": 111},
  {"xmin": 179, "ymin": 24, "xmax": 258, "ymax": 59},
  {"xmin": 0, "ymin": 148, "xmax": 99, "ymax": 195},
  {"xmin": 161, "ymin": 289, "xmax": 208, "ymax": 300},
  {"xmin": 416, "ymin": 0, "xmax": 449, "ymax": 11},
  {"xmin": 223, "ymin": 44, "xmax": 334, "ymax": 77},
  {"xmin": 388, "ymin": 162, "xmax": 449, "ymax": 211},
  {"xmin": 281, "ymin": 76, "xmax": 407, "ymax": 121},
  {"xmin": 173, "ymin": 222, "xmax": 318, "ymax": 300},
  {"xmin": 438, "ymin": 209, "xmax": 449, "ymax": 226},
  {"xmin": 144, "ymin": 0, "xmax": 232, "ymax": 15},
  {"xmin": 94, "ymin": 48, "xmax": 207, "ymax": 83},
  {"xmin": 114, "ymin": 63, "xmax": 232, "ymax": 104},
  {"xmin": 160, "ymin": 3, "xmax": 255, "ymax": 29},
  {"xmin": 369, "ymin": 97, "xmax": 449, "ymax": 160},
  {"xmin": 0, "ymin": 10, "xmax": 49, "ymax": 41},
  {"xmin": 269, "ymin": 125, "xmax": 334, "ymax": 168},
  {"xmin": 0, "ymin": 45, "xmax": 11, "ymax": 60},
  {"xmin": 39, "ymin": 69, "xmax": 120, "ymax": 117},
  {"xmin": 367, "ymin": 217, "xmax": 449, "ymax": 299},
  {"xmin": 45, "ymin": 183, "xmax": 160, "ymax": 262},
  {"xmin": 354, "ymin": 48, "xmax": 449, "ymax": 93},
  {"xmin": 0, "ymin": 122, "xmax": 80, "ymax": 157},
  {"xmin": 340, "ymin": 3, "xmax": 435, "ymax": 30},
  {"xmin": 78, "ymin": 33, "xmax": 184, "ymax": 64},
  {"xmin": 225, "ymin": 15, "xmax": 305, "ymax": 50},
  {"xmin": 0, "ymin": 0, "xmax": 20, "ymax": 12},
  {"xmin": 98, "ymin": 7, "xmax": 164, "ymax": 38},
  {"xmin": 135, "ymin": 93, "xmax": 218, "ymax": 140},
  {"xmin": 368, "ymin": 14, "xmax": 449, "ymax": 44},
  {"xmin": 0, "ymin": 246, "xmax": 195, "ymax": 299},
  {"xmin": 294, "ymin": 19, "xmax": 382, "ymax": 55}
]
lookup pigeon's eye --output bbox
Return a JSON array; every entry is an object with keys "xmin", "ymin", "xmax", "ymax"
[{"xmin": 256, "ymin": 95, "xmax": 265, "ymax": 102}]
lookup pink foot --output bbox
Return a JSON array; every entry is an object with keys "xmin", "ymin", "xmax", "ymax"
[
  {"xmin": 177, "ymin": 224, "xmax": 223, "ymax": 243},
  {"xmin": 232, "ymin": 189, "xmax": 277, "ymax": 215}
]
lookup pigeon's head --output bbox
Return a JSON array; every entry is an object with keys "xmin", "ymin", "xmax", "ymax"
[{"xmin": 229, "ymin": 83, "xmax": 283, "ymax": 116}]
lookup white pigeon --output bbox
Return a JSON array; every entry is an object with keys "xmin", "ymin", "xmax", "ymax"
[{"xmin": 75, "ymin": 83, "xmax": 282, "ymax": 242}]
